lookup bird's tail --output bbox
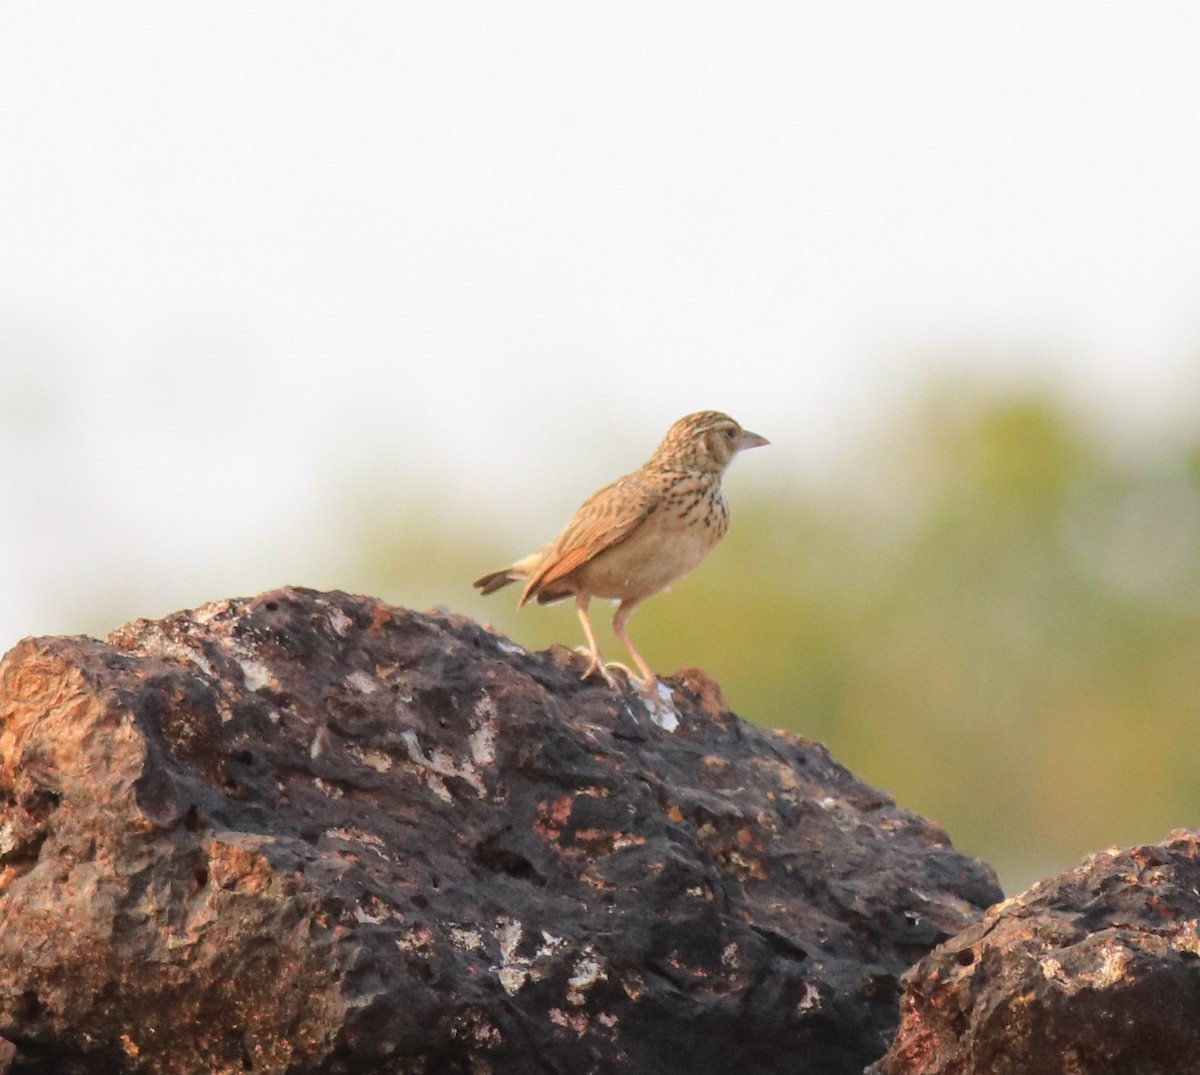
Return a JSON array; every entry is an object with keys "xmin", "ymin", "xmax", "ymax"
[
  {"xmin": 474, "ymin": 552, "xmax": 541, "ymax": 598},
  {"xmin": 473, "ymin": 568, "xmax": 521, "ymax": 595}
]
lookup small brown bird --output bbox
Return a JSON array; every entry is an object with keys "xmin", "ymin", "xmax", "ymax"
[{"xmin": 474, "ymin": 410, "xmax": 768, "ymax": 685}]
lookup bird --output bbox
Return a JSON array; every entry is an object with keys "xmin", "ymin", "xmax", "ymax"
[{"xmin": 473, "ymin": 410, "xmax": 768, "ymax": 686}]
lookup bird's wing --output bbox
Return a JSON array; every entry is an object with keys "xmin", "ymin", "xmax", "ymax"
[{"xmin": 520, "ymin": 475, "xmax": 656, "ymax": 604}]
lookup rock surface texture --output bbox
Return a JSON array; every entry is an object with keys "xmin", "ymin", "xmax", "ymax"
[
  {"xmin": 872, "ymin": 830, "xmax": 1200, "ymax": 1075},
  {"xmin": 0, "ymin": 587, "xmax": 1001, "ymax": 1075}
]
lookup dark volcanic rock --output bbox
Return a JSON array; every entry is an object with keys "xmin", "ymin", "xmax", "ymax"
[
  {"xmin": 872, "ymin": 830, "xmax": 1200, "ymax": 1075},
  {"xmin": 0, "ymin": 587, "xmax": 1000, "ymax": 1074}
]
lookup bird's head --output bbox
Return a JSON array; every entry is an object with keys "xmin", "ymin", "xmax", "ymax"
[{"xmin": 652, "ymin": 410, "xmax": 769, "ymax": 472}]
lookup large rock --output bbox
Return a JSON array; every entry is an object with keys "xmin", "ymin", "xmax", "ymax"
[
  {"xmin": 872, "ymin": 831, "xmax": 1200, "ymax": 1075},
  {"xmin": 0, "ymin": 587, "xmax": 1000, "ymax": 1074}
]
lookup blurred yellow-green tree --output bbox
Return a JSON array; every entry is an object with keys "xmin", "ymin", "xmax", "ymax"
[{"xmin": 336, "ymin": 387, "xmax": 1200, "ymax": 893}]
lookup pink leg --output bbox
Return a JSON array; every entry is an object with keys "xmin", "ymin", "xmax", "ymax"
[
  {"xmin": 612, "ymin": 601, "xmax": 654, "ymax": 684},
  {"xmin": 575, "ymin": 596, "xmax": 604, "ymax": 678}
]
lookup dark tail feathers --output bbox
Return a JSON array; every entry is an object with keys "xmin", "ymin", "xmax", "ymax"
[{"xmin": 473, "ymin": 569, "xmax": 519, "ymax": 596}]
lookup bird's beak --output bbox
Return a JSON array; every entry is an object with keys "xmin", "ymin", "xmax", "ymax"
[{"xmin": 737, "ymin": 430, "xmax": 769, "ymax": 451}]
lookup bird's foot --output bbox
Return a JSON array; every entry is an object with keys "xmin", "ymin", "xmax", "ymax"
[
  {"xmin": 605, "ymin": 662, "xmax": 661, "ymax": 693},
  {"xmin": 575, "ymin": 650, "xmax": 650, "ymax": 690},
  {"xmin": 576, "ymin": 647, "xmax": 614, "ymax": 687},
  {"xmin": 630, "ymin": 671, "xmax": 661, "ymax": 693}
]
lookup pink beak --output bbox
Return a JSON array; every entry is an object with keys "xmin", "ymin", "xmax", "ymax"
[{"xmin": 737, "ymin": 429, "xmax": 769, "ymax": 451}]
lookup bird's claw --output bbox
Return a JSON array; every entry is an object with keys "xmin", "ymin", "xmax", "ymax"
[
  {"xmin": 575, "ymin": 649, "xmax": 657, "ymax": 691},
  {"xmin": 575, "ymin": 647, "xmax": 610, "ymax": 685}
]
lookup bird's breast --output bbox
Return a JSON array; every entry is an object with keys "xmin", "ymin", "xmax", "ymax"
[{"xmin": 573, "ymin": 483, "xmax": 729, "ymax": 602}]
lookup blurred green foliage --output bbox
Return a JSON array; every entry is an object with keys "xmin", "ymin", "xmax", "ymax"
[{"xmin": 340, "ymin": 388, "xmax": 1200, "ymax": 893}]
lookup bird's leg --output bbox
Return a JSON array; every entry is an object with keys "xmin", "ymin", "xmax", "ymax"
[
  {"xmin": 574, "ymin": 596, "xmax": 636, "ymax": 688},
  {"xmin": 575, "ymin": 596, "xmax": 605, "ymax": 680},
  {"xmin": 612, "ymin": 600, "xmax": 655, "ymax": 686}
]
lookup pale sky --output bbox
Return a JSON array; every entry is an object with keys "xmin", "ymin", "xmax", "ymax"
[{"xmin": 3, "ymin": 4, "xmax": 1200, "ymax": 644}]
